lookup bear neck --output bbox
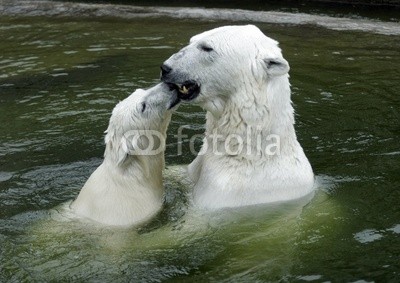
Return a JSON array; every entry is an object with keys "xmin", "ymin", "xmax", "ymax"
[
  {"xmin": 104, "ymin": 145, "xmax": 165, "ymax": 191},
  {"xmin": 204, "ymin": 75, "xmax": 299, "ymax": 159}
]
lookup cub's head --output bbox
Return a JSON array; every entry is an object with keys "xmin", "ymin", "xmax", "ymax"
[
  {"xmin": 105, "ymin": 83, "xmax": 178, "ymax": 165},
  {"xmin": 161, "ymin": 25, "xmax": 290, "ymax": 115}
]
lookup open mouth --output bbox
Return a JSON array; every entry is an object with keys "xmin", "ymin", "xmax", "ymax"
[{"xmin": 166, "ymin": 80, "xmax": 200, "ymax": 101}]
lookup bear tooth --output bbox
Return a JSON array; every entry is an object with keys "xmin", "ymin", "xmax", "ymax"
[{"xmin": 182, "ymin": 85, "xmax": 188, "ymax": 94}]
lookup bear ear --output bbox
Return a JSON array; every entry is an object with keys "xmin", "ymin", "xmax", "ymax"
[
  {"xmin": 104, "ymin": 128, "xmax": 130, "ymax": 166},
  {"xmin": 262, "ymin": 57, "xmax": 290, "ymax": 77}
]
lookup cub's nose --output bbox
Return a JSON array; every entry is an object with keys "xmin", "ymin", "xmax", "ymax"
[{"xmin": 160, "ymin": 64, "xmax": 172, "ymax": 78}]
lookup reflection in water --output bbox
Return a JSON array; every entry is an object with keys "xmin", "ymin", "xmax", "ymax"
[{"xmin": 0, "ymin": 7, "xmax": 399, "ymax": 282}]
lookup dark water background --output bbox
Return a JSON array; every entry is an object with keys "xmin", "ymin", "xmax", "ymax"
[{"xmin": 0, "ymin": 4, "xmax": 399, "ymax": 282}]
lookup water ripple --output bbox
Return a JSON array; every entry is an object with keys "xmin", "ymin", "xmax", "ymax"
[{"xmin": 1, "ymin": 1, "xmax": 400, "ymax": 35}]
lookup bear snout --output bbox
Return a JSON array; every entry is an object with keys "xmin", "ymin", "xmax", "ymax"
[{"xmin": 160, "ymin": 63, "xmax": 172, "ymax": 79}]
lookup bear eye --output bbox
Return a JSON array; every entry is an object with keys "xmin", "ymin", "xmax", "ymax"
[
  {"xmin": 199, "ymin": 44, "xmax": 214, "ymax": 52},
  {"xmin": 141, "ymin": 102, "xmax": 147, "ymax": 113}
]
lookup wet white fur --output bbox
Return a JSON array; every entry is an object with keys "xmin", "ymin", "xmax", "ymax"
[
  {"xmin": 163, "ymin": 25, "xmax": 314, "ymax": 209},
  {"xmin": 71, "ymin": 84, "xmax": 172, "ymax": 226}
]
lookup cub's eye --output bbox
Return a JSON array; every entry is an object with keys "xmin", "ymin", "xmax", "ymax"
[
  {"xmin": 141, "ymin": 102, "xmax": 147, "ymax": 113},
  {"xmin": 199, "ymin": 44, "xmax": 214, "ymax": 52}
]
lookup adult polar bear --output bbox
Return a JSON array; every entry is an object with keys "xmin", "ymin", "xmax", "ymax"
[{"xmin": 162, "ymin": 25, "xmax": 315, "ymax": 209}]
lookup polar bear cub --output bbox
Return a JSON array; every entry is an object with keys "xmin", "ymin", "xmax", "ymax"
[
  {"xmin": 161, "ymin": 25, "xmax": 315, "ymax": 209},
  {"xmin": 71, "ymin": 83, "xmax": 177, "ymax": 226}
]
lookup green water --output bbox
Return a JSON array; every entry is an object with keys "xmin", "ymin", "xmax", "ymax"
[{"xmin": 0, "ymin": 15, "xmax": 399, "ymax": 282}]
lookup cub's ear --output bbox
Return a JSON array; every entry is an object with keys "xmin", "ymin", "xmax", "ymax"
[
  {"xmin": 104, "ymin": 128, "xmax": 129, "ymax": 166},
  {"xmin": 263, "ymin": 57, "xmax": 290, "ymax": 77}
]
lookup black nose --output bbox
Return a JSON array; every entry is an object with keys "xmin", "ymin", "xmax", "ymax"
[{"xmin": 160, "ymin": 64, "xmax": 172, "ymax": 77}]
